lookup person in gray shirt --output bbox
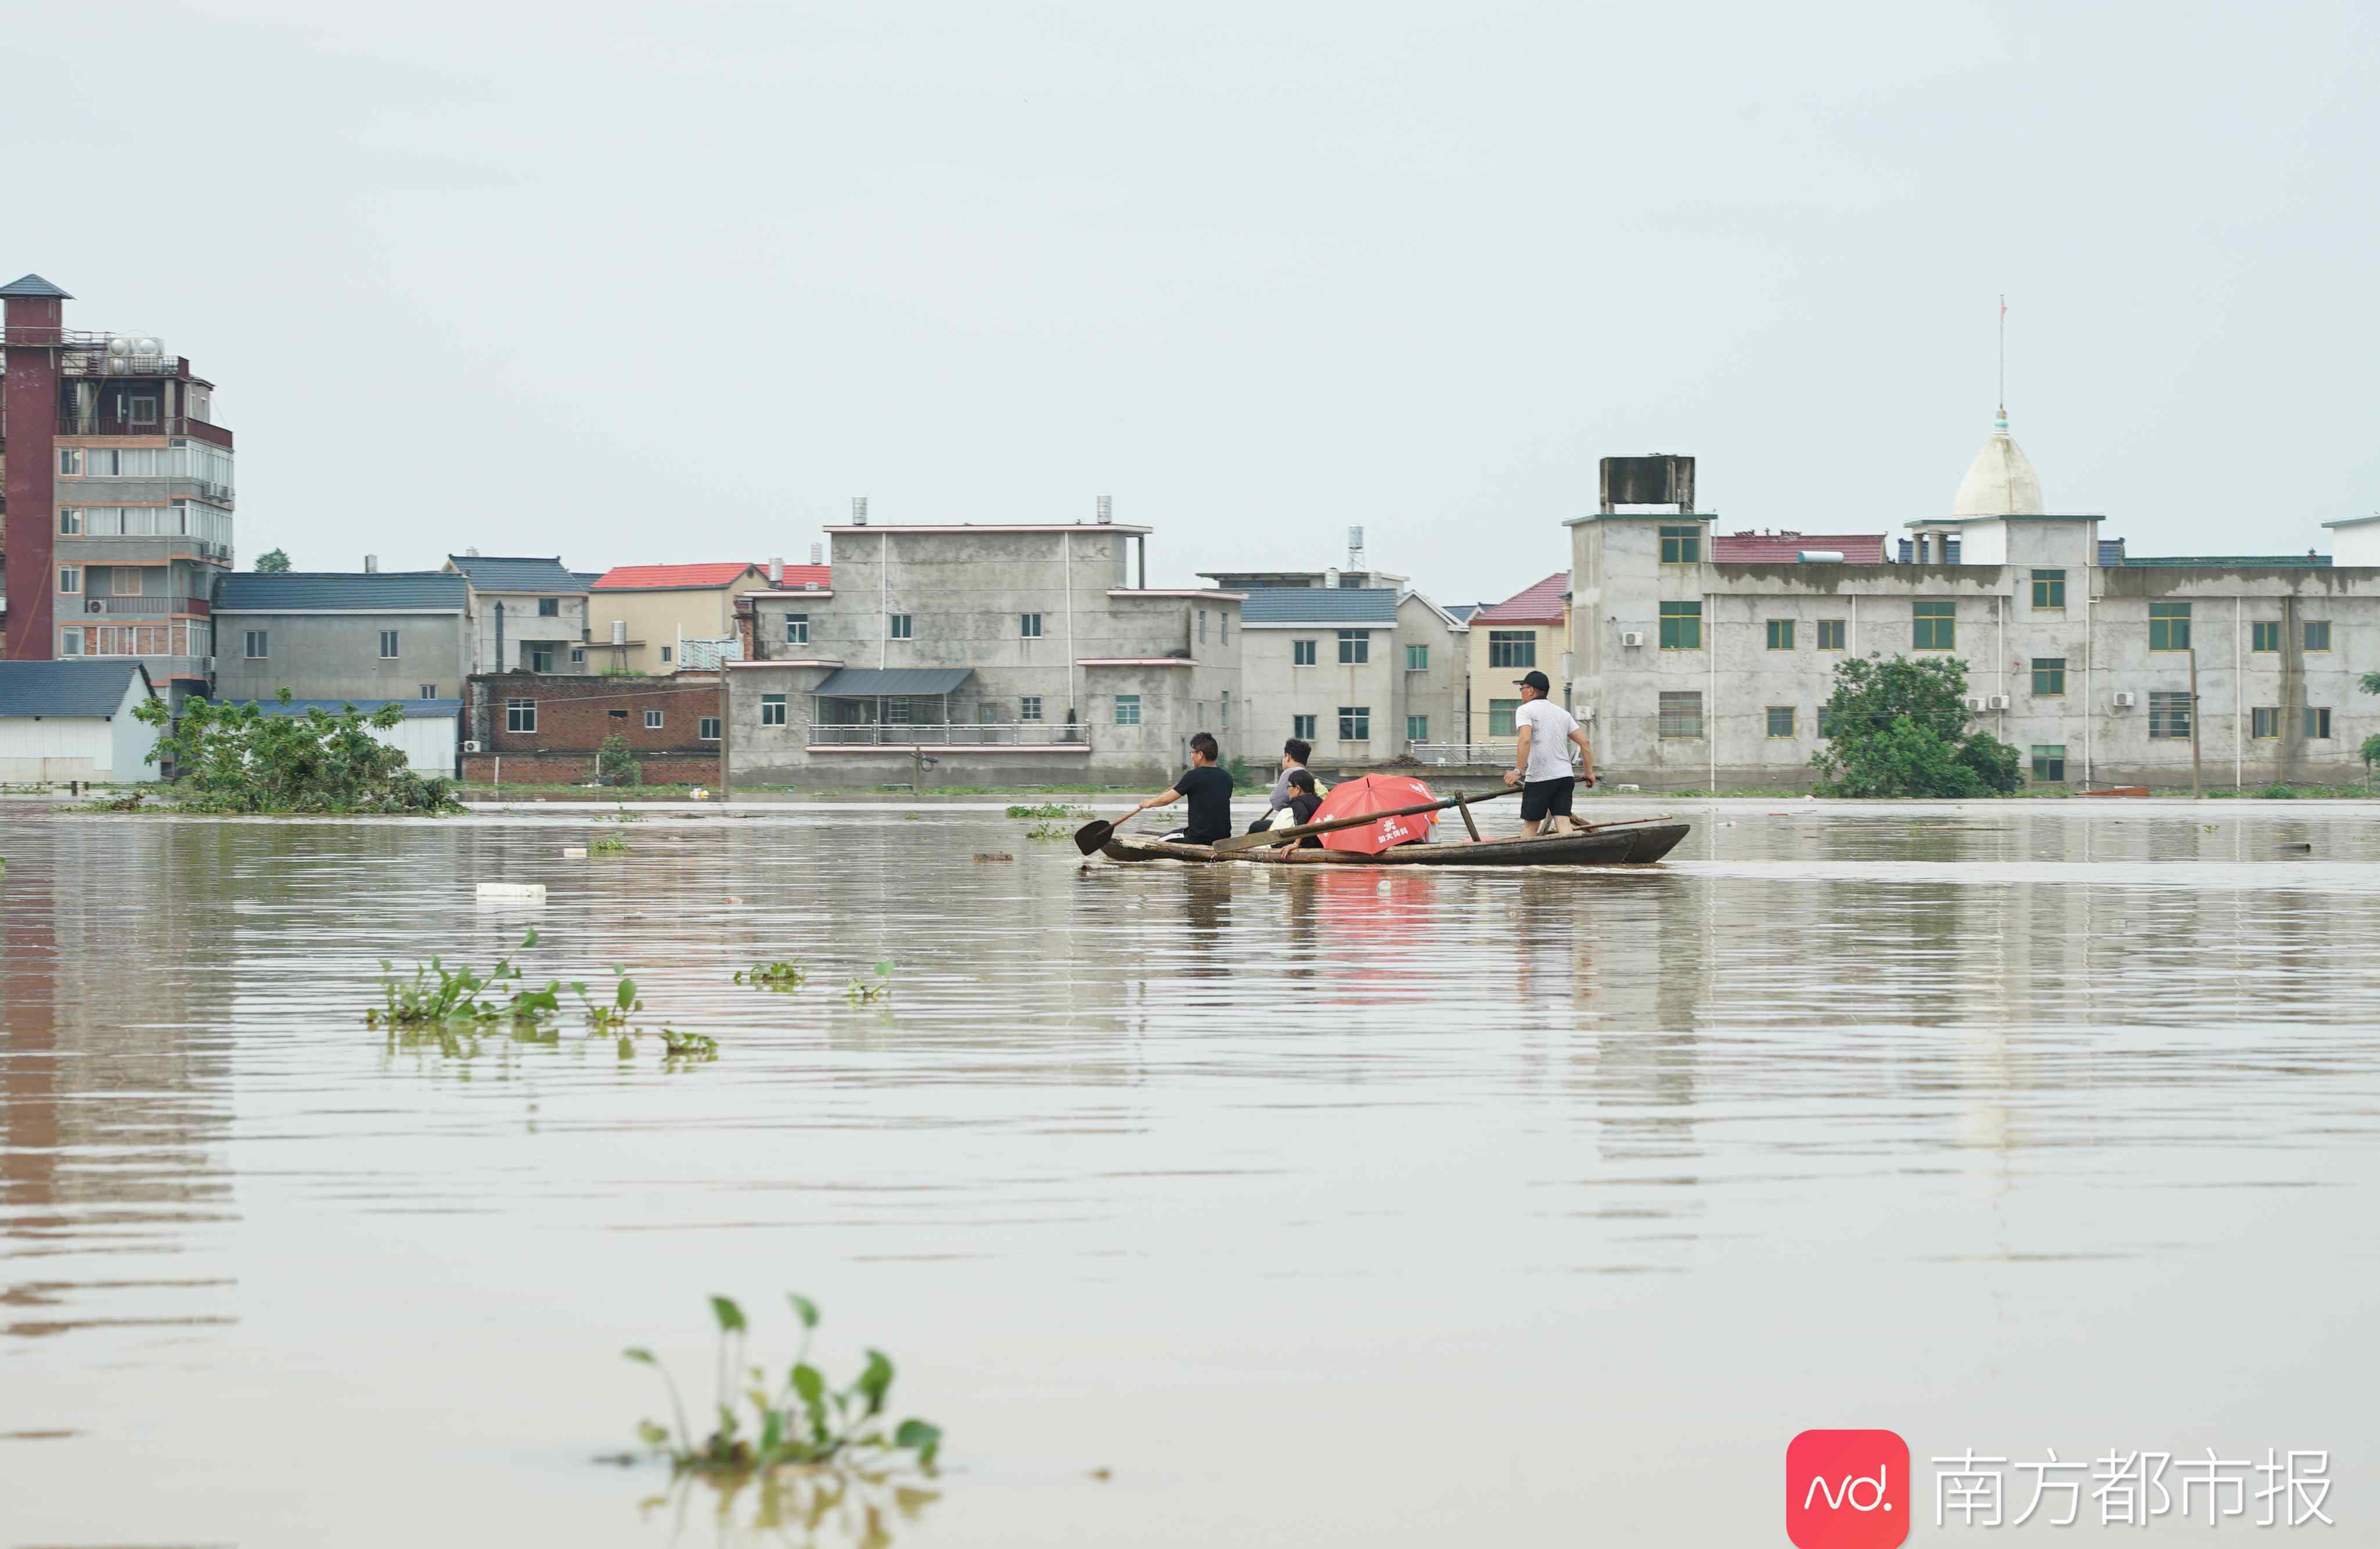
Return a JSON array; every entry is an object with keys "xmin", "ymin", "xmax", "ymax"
[{"xmin": 1248, "ymin": 736, "xmax": 1316, "ymax": 833}]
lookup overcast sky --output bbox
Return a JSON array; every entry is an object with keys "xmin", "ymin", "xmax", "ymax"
[{"xmin": 8, "ymin": 1, "xmax": 2376, "ymax": 603}]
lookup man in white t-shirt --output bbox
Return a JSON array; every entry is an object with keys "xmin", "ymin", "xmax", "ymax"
[{"xmin": 1502, "ymin": 671, "xmax": 1596, "ymax": 836}]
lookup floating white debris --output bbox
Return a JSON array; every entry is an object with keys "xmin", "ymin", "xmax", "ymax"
[
  {"xmin": 477, "ymin": 882, "xmax": 546, "ymax": 902},
  {"xmin": 562, "ymin": 847, "xmax": 588, "ymax": 859}
]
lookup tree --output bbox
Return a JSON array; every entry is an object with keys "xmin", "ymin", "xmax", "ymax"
[
  {"xmin": 254, "ymin": 547, "xmax": 291, "ymax": 573},
  {"xmin": 595, "ymin": 733, "xmax": 643, "ymax": 787},
  {"xmin": 133, "ymin": 690, "xmax": 460, "ymax": 813},
  {"xmin": 1809, "ymin": 655, "xmax": 2025, "ymax": 798}
]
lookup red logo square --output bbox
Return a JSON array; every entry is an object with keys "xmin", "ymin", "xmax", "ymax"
[{"xmin": 1786, "ymin": 1429, "xmax": 1910, "ymax": 1549}]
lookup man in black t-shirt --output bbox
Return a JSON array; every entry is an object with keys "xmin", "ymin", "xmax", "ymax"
[{"xmin": 1120, "ymin": 731, "xmax": 1234, "ymax": 845}]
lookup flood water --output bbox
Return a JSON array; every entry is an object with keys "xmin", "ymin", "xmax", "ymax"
[{"xmin": 4, "ymin": 797, "xmax": 2377, "ymax": 1545}]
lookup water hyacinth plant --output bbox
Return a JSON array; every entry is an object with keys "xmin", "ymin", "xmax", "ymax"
[
  {"xmin": 734, "ymin": 962, "xmax": 807, "ymax": 989},
  {"xmin": 368, "ymin": 930, "xmax": 563, "ymax": 1027},
  {"xmin": 845, "ymin": 962, "xmax": 895, "ymax": 1003},
  {"xmin": 625, "ymin": 1295, "xmax": 941, "ymax": 1476},
  {"xmin": 587, "ymin": 833, "xmax": 629, "ymax": 856}
]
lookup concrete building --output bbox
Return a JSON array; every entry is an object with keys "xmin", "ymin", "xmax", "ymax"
[
  {"xmin": 462, "ymin": 671, "xmax": 722, "ymax": 787},
  {"xmin": 444, "ymin": 554, "xmax": 591, "ymax": 675},
  {"xmin": 211, "ymin": 572, "xmax": 471, "ymax": 705},
  {"xmin": 732, "ymin": 512, "xmax": 1241, "ymax": 787},
  {"xmin": 586, "ymin": 561, "xmax": 775, "ymax": 673},
  {"xmin": 1467, "ymin": 572, "xmax": 1569, "ymax": 757},
  {"xmin": 2, "ymin": 274, "xmax": 234, "ymax": 704},
  {"xmin": 0, "ymin": 660, "xmax": 161, "ymax": 781},
  {"xmin": 1570, "ymin": 439, "xmax": 2380, "ymax": 791}
]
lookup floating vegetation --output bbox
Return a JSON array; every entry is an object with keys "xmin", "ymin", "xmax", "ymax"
[
  {"xmin": 734, "ymin": 962, "xmax": 808, "ymax": 989},
  {"xmin": 845, "ymin": 962, "xmax": 895, "ymax": 1003},
  {"xmin": 624, "ymin": 1294, "xmax": 942, "ymax": 1477},
  {"xmin": 657, "ymin": 1028, "xmax": 718, "ymax": 1060},
  {"xmin": 588, "ymin": 833, "xmax": 629, "ymax": 856},
  {"xmin": 368, "ymin": 930, "xmax": 563, "ymax": 1027},
  {"xmin": 85, "ymin": 790, "xmax": 147, "ymax": 813},
  {"xmin": 1024, "ymin": 821, "xmax": 1078, "ymax": 841},
  {"xmin": 575, "ymin": 968, "xmax": 643, "ymax": 1031},
  {"xmin": 599, "ymin": 806, "xmax": 645, "ymax": 824},
  {"xmin": 1006, "ymin": 802, "xmax": 1089, "ymax": 819}
]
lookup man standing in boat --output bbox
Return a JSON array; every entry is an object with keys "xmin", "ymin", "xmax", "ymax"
[
  {"xmin": 1120, "ymin": 731, "xmax": 1235, "ymax": 846},
  {"xmin": 1503, "ymin": 671, "xmax": 1594, "ymax": 837}
]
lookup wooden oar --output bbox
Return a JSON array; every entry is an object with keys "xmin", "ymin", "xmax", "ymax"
[
  {"xmin": 1210, "ymin": 786, "xmax": 1520, "ymax": 853},
  {"xmin": 1072, "ymin": 808, "xmax": 1142, "ymax": 856}
]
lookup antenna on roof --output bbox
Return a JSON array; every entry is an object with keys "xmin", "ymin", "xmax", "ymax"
[{"xmin": 1997, "ymin": 294, "xmax": 2008, "ymax": 424}]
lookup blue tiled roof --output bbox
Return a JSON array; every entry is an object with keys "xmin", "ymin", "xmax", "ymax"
[
  {"xmin": 0, "ymin": 273, "xmax": 73, "ymax": 299},
  {"xmin": 213, "ymin": 572, "xmax": 467, "ymax": 611},
  {"xmin": 448, "ymin": 556, "xmax": 586, "ymax": 592},
  {"xmin": 0, "ymin": 661, "xmax": 149, "ymax": 718},
  {"xmin": 225, "ymin": 698, "xmax": 462, "ymax": 719},
  {"xmin": 1239, "ymin": 587, "xmax": 1402, "ymax": 625}
]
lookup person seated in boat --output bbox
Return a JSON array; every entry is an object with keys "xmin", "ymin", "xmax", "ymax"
[
  {"xmin": 1279, "ymin": 768, "xmax": 1324, "ymax": 846},
  {"xmin": 1501, "ymin": 670, "xmax": 1596, "ymax": 837},
  {"xmin": 1247, "ymin": 737, "xmax": 1322, "ymax": 833},
  {"xmin": 1121, "ymin": 731, "xmax": 1234, "ymax": 845}
]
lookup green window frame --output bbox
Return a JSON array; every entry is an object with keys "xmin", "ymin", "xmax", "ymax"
[
  {"xmin": 1292, "ymin": 639, "xmax": 1317, "ymax": 666},
  {"xmin": 2251, "ymin": 707, "xmax": 2280, "ymax": 740},
  {"xmin": 1405, "ymin": 714, "xmax": 1428, "ymax": 743},
  {"xmin": 1658, "ymin": 525, "xmax": 1701, "ymax": 564},
  {"xmin": 2251, "ymin": 621, "xmax": 2281, "ymax": 653},
  {"xmin": 1765, "ymin": 619, "xmax": 1795, "ymax": 650},
  {"xmin": 2031, "ymin": 658, "xmax": 2066, "ymax": 696},
  {"xmin": 1487, "ymin": 698, "xmax": 1518, "ymax": 737},
  {"xmin": 1765, "ymin": 705, "xmax": 1795, "ymax": 738},
  {"xmin": 1291, "ymin": 713, "xmax": 1317, "ymax": 740},
  {"xmin": 2030, "ymin": 569, "xmax": 2066, "ymax": 610},
  {"xmin": 1659, "ymin": 601, "xmax": 1702, "ymax": 650},
  {"xmin": 1405, "ymin": 643, "xmax": 1428, "ymax": 671},
  {"xmin": 1488, "ymin": 630, "xmax": 1535, "ymax": 668},
  {"xmin": 2306, "ymin": 707, "xmax": 2332, "ymax": 739},
  {"xmin": 1912, "ymin": 600, "xmax": 1955, "ymax": 650},
  {"xmin": 1113, "ymin": 694, "xmax": 1141, "ymax": 727},
  {"xmin": 1816, "ymin": 619, "xmax": 1846, "ymax": 650},
  {"xmin": 2029, "ymin": 745, "xmax": 2066, "ymax": 782},
  {"xmin": 2305, "ymin": 620, "xmax": 2332, "ymax": 652},
  {"xmin": 2148, "ymin": 601, "xmax": 2191, "ymax": 651}
]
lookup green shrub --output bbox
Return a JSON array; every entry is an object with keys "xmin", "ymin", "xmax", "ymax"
[
  {"xmin": 1809, "ymin": 657, "xmax": 2024, "ymax": 798},
  {"xmin": 136, "ymin": 690, "xmax": 460, "ymax": 814}
]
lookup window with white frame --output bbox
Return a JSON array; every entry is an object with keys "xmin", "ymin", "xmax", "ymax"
[
  {"xmin": 761, "ymin": 694, "xmax": 787, "ymax": 726},
  {"xmin": 58, "ymin": 508, "xmax": 81, "ymax": 535},
  {"xmin": 57, "ymin": 448, "xmax": 82, "ymax": 476},
  {"xmin": 644, "ymin": 710, "xmax": 663, "ymax": 730},
  {"xmin": 1020, "ymin": 612, "xmax": 1043, "ymax": 639},
  {"xmin": 1114, "ymin": 694, "xmax": 1142, "ymax": 726},
  {"xmin": 786, "ymin": 614, "xmax": 809, "ymax": 646},
  {"xmin": 506, "ymin": 698, "xmax": 535, "ymax": 733},
  {"xmin": 57, "ymin": 566, "xmax": 82, "ymax": 595},
  {"xmin": 1020, "ymin": 696, "xmax": 1043, "ymax": 722},
  {"xmin": 60, "ymin": 630, "xmax": 84, "ymax": 656},
  {"xmin": 379, "ymin": 630, "xmax": 400, "ymax": 659},
  {"xmin": 1338, "ymin": 705, "xmax": 1370, "ymax": 740},
  {"xmin": 699, "ymin": 716, "xmax": 722, "ymax": 741},
  {"xmin": 888, "ymin": 613, "xmax": 913, "ymax": 640},
  {"xmin": 244, "ymin": 630, "xmax": 269, "ymax": 658},
  {"xmin": 420, "ymin": 684, "xmax": 438, "ymax": 700}
]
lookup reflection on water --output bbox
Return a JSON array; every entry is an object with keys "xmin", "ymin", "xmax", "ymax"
[
  {"xmin": 638, "ymin": 1466, "xmax": 939, "ymax": 1549},
  {"xmin": 3, "ymin": 799, "xmax": 2379, "ymax": 1544}
]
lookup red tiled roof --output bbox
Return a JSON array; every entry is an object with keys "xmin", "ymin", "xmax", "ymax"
[
  {"xmin": 1711, "ymin": 532, "xmax": 1887, "ymax": 564},
  {"xmin": 1475, "ymin": 571, "xmax": 1568, "ymax": 624},
  {"xmin": 763, "ymin": 564, "xmax": 832, "ymax": 590},
  {"xmin": 591, "ymin": 562, "xmax": 764, "ymax": 590}
]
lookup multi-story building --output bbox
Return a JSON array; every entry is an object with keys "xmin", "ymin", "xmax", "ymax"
[
  {"xmin": 731, "ymin": 509, "xmax": 1241, "ymax": 787},
  {"xmin": 2, "ymin": 274, "xmax": 233, "ymax": 704},
  {"xmin": 444, "ymin": 554, "xmax": 592, "ymax": 675},
  {"xmin": 1571, "ymin": 438, "xmax": 2380, "ymax": 790},
  {"xmin": 585, "ymin": 561, "xmax": 774, "ymax": 673},
  {"xmin": 211, "ymin": 571, "xmax": 471, "ymax": 704},
  {"xmin": 1466, "ymin": 572, "xmax": 1568, "ymax": 756}
]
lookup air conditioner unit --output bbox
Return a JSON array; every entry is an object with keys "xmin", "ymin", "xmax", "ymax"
[
  {"xmin": 1987, "ymin": 694, "xmax": 2011, "ymax": 710},
  {"xmin": 462, "ymin": 740, "xmax": 484, "ymax": 752},
  {"xmin": 1621, "ymin": 631, "xmax": 1646, "ymax": 647},
  {"xmin": 1579, "ymin": 706, "xmax": 1596, "ymax": 723},
  {"xmin": 1964, "ymin": 696, "xmax": 1985, "ymax": 711},
  {"xmin": 87, "ymin": 599, "xmax": 105, "ymax": 614},
  {"xmin": 2112, "ymin": 691, "xmax": 2137, "ymax": 709}
]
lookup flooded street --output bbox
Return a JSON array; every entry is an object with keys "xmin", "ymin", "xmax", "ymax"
[{"xmin": 5, "ymin": 798, "xmax": 2378, "ymax": 1544}]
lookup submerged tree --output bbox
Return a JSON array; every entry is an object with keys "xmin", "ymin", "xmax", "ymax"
[
  {"xmin": 253, "ymin": 547, "xmax": 291, "ymax": 572},
  {"xmin": 134, "ymin": 690, "xmax": 462, "ymax": 813},
  {"xmin": 1809, "ymin": 655, "xmax": 2024, "ymax": 798},
  {"xmin": 594, "ymin": 733, "xmax": 642, "ymax": 787}
]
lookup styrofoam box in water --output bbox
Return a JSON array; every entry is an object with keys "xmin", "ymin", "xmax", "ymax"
[{"xmin": 476, "ymin": 882, "xmax": 546, "ymax": 902}]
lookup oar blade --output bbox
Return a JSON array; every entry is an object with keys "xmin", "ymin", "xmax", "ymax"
[{"xmin": 1072, "ymin": 818, "xmax": 1115, "ymax": 856}]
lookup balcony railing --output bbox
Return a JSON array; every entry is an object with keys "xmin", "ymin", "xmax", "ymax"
[
  {"xmin": 1409, "ymin": 741, "xmax": 1520, "ymax": 766},
  {"xmin": 808, "ymin": 723, "xmax": 1090, "ymax": 747},
  {"xmin": 55, "ymin": 415, "xmax": 233, "ymax": 447},
  {"xmin": 67, "ymin": 595, "xmax": 211, "ymax": 618}
]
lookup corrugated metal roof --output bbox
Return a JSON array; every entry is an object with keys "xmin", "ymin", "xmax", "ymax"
[
  {"xmin": 0, "ymin": 273, "xmax": 73, "ymax": 299},
  {"xmin": 226, "ymin": 698, "xmax": 463, "ymax": 719},
  {"xmin": 0, "ymin": 660, "xmax": 148, "ymax": 718},
  {"xmin": 810, "ymin": 667, "xmax": 975, "ymax": 697},
  {"xmin": 1712, "ymin": 532, "xmax": 1887, "ymax": 564},
  {"xmin": 213, "ymin": 572, "xmax": 467, "ymax": 611},
  {"xmin": 1475, "ymin": 572, "xmax": 1569, "ymax": 624},
  {"xmin": 447, "ymin": 556, "xmax": 586, "ymax": 591},
  {"xmin": 2100, "ymin": 538, "xmax": 2127, "ymax": 567},
  {"xmin": 1239, "ymin": 588, "xmax": 1401, "ymax": 624},
  {"xmin": 591, "ymin": 563, "xmax": 762, "ymax": 590}
]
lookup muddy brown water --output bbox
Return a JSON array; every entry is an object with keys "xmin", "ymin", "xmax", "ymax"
[{"xmin": 3, "ymin": 798, "xmax": 2377, "ymax": 1544}]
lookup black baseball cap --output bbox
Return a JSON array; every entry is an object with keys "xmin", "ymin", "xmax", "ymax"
[{"xmin": 1515, "ymin": 670, "xmax": 1551, "ymax": 693}]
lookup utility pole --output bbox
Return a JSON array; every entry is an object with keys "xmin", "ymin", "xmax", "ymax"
[
  {"xmin": 2188, "ymin": 647, "xmax": 2203, "ymax": 799},
  {"xmin": 718, "ymin": 668, "xmax": 732, "ymax": 805}
]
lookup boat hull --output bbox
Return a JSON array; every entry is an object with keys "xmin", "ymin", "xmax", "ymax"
[{"xmin": 1102, "ymin": 822, "xmax": 1690, "ymax": 868}]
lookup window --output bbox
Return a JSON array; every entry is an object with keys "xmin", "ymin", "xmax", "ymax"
[
  {"xmin": 1220, "ymin": 614, "xmax": 1230, "ymax": 645},
  {"xmin": 884, "ymin": 697, "xmax": 912, "ymax": 724},
  {"xmin": 1817, "ymin": 707, "xmax": 1841, "ymax": 739},
  {"xmin": 886, "ymin": 613, "xmax": 913, "ymax": 640},
  {"xmin": 1765, "ymin": 619, "xmax": 1795, "ymax": 650},
  {"xmin": 1406, "ymin": 644, "xmax": 1428, "ymax": 671},
  {"xmin": 660, "ymin": 646, "xmax": 674, "ymax": 664},
  {"xmin": 761, "ymin": 694, "xmax": 787, "ymax": 726},
  {"xmin": 1406, "ymin": 715, "xmax": 1428, "ymax": 742},
  {"xmin": 58, "ymin": 508, "xmax": 82, "ymax": 535},
  {"xmin": 979, "ymin": 704, "xmax": 998, "ymax": 723},
  {"xmin": 786, "ymin": 614, "xmax": 810, "ymax": 646},
  {"xmin": 506, "ymin": 698, "xmax": 536, "ymax": 733},
  {"xmin": 1659, "ymin": 524, "xmax": 1700, "ymax": 564},
  {"xmin": 1658, "ymin": 691, "xmax": 1704, "ymax": 739},
  {"xmin": 1198, "ymin": 610, "xmax": 1208, "ymax": 644},
  {"xmin": 1766, "ymin": 705, "xmax": 1796, "ymax": 737},
  {"xmin": 1338, "ymin": 705, "xmax": 1371, "ymax": 740},
  {"xmin": 2305, "ymin": 620, "xmax": 2332, "ymax": 653},
  {"xmin": 645, "ymin": 709, "xmax": 663, "ymax": 730},
  {"xmin": 124, "ymin": 396, "xmax": 159, "ymax": 426},
  {"xmin": 1293, "ymin": 639, "xmax": 1318, "ymax": 666},
  {"xmin": 420, "ymin": 684, "xmax": 438, "ymax": 700},
  {"xmin": 530, "ymin": 646, "xmax": 555, "ymax": 673},
  {"xmin": 1114, "ymin": 694, "xmax": 1142, "ymax": 726},
  {"xmin": 59, "ymin": 630, "xmax": 84, "ymax": 656},
  {"xmin": 2031, "ymin": 569, "xmax": 2066, "ymax": 610},
  {"xmin": 2306, "ymin": 707, "xmax": 2332, "ymax": 740},
  {"xmin": 57, "ymin": 566, "xmax": 82, "ymax": 595},
  {"xmin": 112, "ymin": 568, "xmax": 144, "ymax": 595},
  {"xmin": 2252, "ymin": 621, "xmax": 2282, "ymax": 653},
  {"xmin": 2147, "ymin": 690, "xmax": 2192, "ymax": 740},
  {"xmin": 1020, "ymin": 696, "xmax": 1043, "ymax": 722},
  {"xmin": 1291, "ymin": 713, "xmax": 1317, "ymax": 740},
  {"xmin": 2032, "ymin": 658, "xmax": 2066, "ymax": 696},
  {"xmin": 570, "ymin": 648, "xmax": 585, "ymax": 664},
  {"xmin": 609, "ymin": 708, "xmax": 628, "ymax": 721},
  {"xmin": 2251, "ymin": 707, "xmax": 2281, "ymax": 740},
  {"xmin": 1337, "ymin": 629, "xmax": 1369, "ymax": 664},
  {"xmin": 244, "ymin": 630, "xmax": 269, "ymax": 658},
  {"xmin": 1913, "ymin": 600, "xmax": 1956, "ymax": 650},
  {"xmin": 57, "ymin": 448, "xmax": 82, "ymax": 476},
  {"xmin": 2148, "ymin": 601, "xmax": 2191, "ymax": 651},
  {"xmin": 1659, "ymin": 601, "xmax": 1701, "ymax": 650},
  {"xmin": 1220, "ymin": 690, "xmax": 1232, "ymax": 729},
  {"xmin": 538, "ymin": 597, "xmax": 560, "ymax": 618},
  {"xmin": 1488, "ymin": 630, "xmax": 1535, "ymax": 668},
  {"xmin": 1816, "ymin": 618, "xmax": 1846, "ymax": 651},
  {"xmin": 1487, "ymin": 697, "xmax": 1521, "ymax": 736},
  {"xmin": 379, "ymin": 630, "xmax": 399, "ymax": 659},
  {"xmin": 1020, "ymin": 612, "xmax": 1043, "ymax": 639},
  {"xmin": 2030, "ymin": 745, "xmax": 2066, "ymax": 782},
  {"xmin": 699, "ymin": 717, "xmax": 722, "ymax": 741}
]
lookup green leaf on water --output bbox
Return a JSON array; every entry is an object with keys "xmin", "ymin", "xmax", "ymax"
[
  {"xmin": 521, "ymin": 928, "xmax": 539, "ymax": 949},
  {"xmin": 623, "ymin": 1348, "xmax": 657, "ymax": 1365},
  {"xmin": 894, "ymin": 1418, "xmax": 943, "ymax": 1468},
  {"xmin": 617, "ymin": 977, "xmax": 637, "ymax": 1010},
  {"xmin": 638, "ymin": 1420, "xmax": 670, "ymax": 1447},
  {"xmin": 710, "ymin": 1295, "xmax": 747, "ymax": 1335},
  {"xmin": 791, "ymin": 1363, "xmax": 824, "ymax": 1407},
  {"xmin": 789, "ymin": 1294, "xmax": 819, "ymax": 1330},
  {"xmin": 854, "ymin": 1349, "xmax": 893, "ymax": 1416},
  {"xmin": 873, "ymin": 960, "xmax": 895, "ymax": 977}
]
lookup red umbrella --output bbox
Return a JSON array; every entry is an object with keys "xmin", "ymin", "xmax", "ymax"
[{"xmin": 1312, "ymin": 773, "xmax": 1441, "ymax": 854}]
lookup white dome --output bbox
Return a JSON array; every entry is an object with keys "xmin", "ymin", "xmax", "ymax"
[{"xmin": 1951, "ymin": 411, "xmax": 2044, "ymax": 517}]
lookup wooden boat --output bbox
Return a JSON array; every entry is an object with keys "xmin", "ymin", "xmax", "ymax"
[{"xmin": 1102, "ymin": 822, "xmax": 1691, "ymax": 868}]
